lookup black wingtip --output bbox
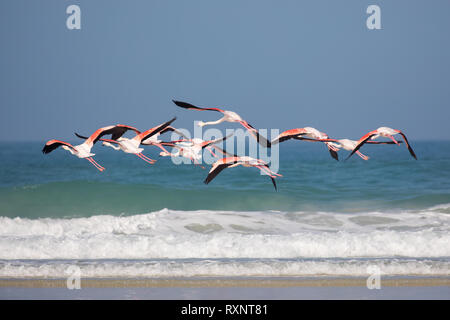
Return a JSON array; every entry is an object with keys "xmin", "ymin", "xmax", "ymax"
[
  {"xmin": 329, "ymin": 149, "xmax": 339, "ymax": 161},
  {"xmin": 410, "ymin": 148, "xmax": 418, "ymax": 160},
  {"xmin": 204, "ymin": 175, "xmax": 213, "ymax": 185},
  {"xmin": 172, "ymin": 100, "xmax": 183, "ymax": 107},
  {"xmin": 172, "ymin": 100, "xmax": 197, "ymax": 109},
  {"xmin": 161, "ymin": 117, "xmax": 177, "ymax": 128},
  {"xmin": 224, "ymin": 133, "xmax": 234, "ymax": 140},
  {"xmin": 407, "ymin": 143, "xmax": 418, "ymax": 160},
  {"xmin": 344, "ymin": 151, "xmax": 356, "ymax": 161},
  {"xmin": 172, "ymin": 99, "xmax": 182, "ymax": 106},
  {"xmin": 160, "ymin": 117, "xmax": 177, "ymax": 132},
  {"xmin": 271, "ymin": 177, "xmax": 277, "ymax": 191},
  {"xmin": 399, "ymin": 132, "xmax": 418, "ymax": 160},
  {"xmin": 74, "ymin": 132, "xmax": 89, "ymax": 140},
  {"xmin": 255, "ymin": 132, "xmax": 271, "ymax": 148}
]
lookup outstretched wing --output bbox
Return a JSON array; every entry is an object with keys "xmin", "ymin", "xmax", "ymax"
[
  {"xmin": 75, "ymin": 124, "xmax": 140, "ymax": 142},
  {"xmin": 201, "ymin": 133, "xmax": 234, "ymax": 149},
  {"xmin": 42, "ymin": 140, "xmax": 76, "ymax": 154},
  {"xmin": 135, "ymin": 117, "xmax": 177, "ymax": 143},
  {"xmin": 211, "ymin": 145, "xmax": 237, "ymax": 157},
  {"xmin": 271, "ymin": 129, "xmax": 308, "ymax": 145},
  {"xmin": 204, "ymin": 162, "xmax": 235, "ymax": 185},
  {"xmin": 74, "ymin": 132, "xmax": 89, "ymax": 140},
  {"xmin": 270, "ymin": 176, "xmax": 277, "ymax": 191},
  {"xmin": 327, "ymin": 147, "xmax": 339, "ymax": 161},
  {"xmin": 366, "ymin": 141, "xmax": 403, "ymax": 144},
  {"xmin": 109, "ymin": 125, "xmax": 140, "ymax": 140},
  {"xmin": 83, "ymin": 125, "xmax": 122, "ymax": 147},
  {"xmin": 159, "ymin": 126, "xmax": 189, "ymax": 139},
  {"xmin": 240, "ymin": 121, "xmax": 271, "ymax": 148},
  {"xmin": 294, "ymin": 137, "xmax": 403, "ymax": 145},
  {"xmin": 345, "ymin": 133, "xmax": 376, "ymax": 160},
  {"xmin": 294, "ymin": 137, "xmax": 333, "ymax": 143},
  {"xmin": 292, "ymin": 136, "xmax": 339, "ymax": 161},
  {"xmin": 261, "ymin": 164, "xmax": 278, "ymax": 191},
  {"xmin": 172, "ymin": 100, "xmax": 224, "ymax": 113},
  {"xmin": 399, "ymin": 132, "xmax": 417, "ymax": 160},
  {"xmin": 274, "ymin": 135, "xmax": 299, "ymax": 144}
]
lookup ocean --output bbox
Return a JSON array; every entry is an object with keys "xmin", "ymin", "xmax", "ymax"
[{"xmin": 0, "ymin": 140, "xmax": 449, "ymax": 279}]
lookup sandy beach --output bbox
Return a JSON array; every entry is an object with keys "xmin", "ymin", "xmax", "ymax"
[{"xmin": 1, "ymin": 276, "xmax": 449, "ymax": 299}]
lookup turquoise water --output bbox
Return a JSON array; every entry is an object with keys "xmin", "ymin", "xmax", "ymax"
[
  {"xmin": 0, "ymin": 141, "xmax": 449, "ymax": 218},
  {"xmin": 0, "ymin": 140, "xmax": 449, "ymax": 278}
]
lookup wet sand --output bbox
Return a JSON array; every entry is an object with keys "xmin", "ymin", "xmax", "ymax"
[
  {"xmin": 1, "ymin": 276, "xmax": 449, "ymax": 288},
  {"xmin": 1, "ymin": 277, "xmax": 449, "ymax": 299}
]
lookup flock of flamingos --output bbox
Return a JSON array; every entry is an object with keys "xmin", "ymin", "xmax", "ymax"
[{"xmin": 42, "ymin": 100, "xmax": 417, "ymax": 190}]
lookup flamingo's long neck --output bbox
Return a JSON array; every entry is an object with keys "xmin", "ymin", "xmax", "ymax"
[
  {"xmin": 103, "ymin": 142, "xmax": 121, "ymax": 151},
  {"xmin": 200, "ymin": 117, "xmax": 225, "ymax": 127},
  {"xmin": 62, "ymin": 146, "xmax": 77, "ymax": 155}
]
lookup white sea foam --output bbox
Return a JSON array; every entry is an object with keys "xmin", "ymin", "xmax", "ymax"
[
  {"xmin": 0, "ymin": 258, "xmax": 448, "ymax": 278},
  {"xmin": 0, "ymin": 208, "xmax": 449, "ymax": 261}
]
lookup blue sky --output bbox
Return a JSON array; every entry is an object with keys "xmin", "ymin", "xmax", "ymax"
[{"xmin": 1, "ymin": 0, "xmax": 449, "ymax": 141}]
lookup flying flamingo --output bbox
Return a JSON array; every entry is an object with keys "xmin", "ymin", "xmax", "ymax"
[
  {"xmin": 141, "ymin": 126, "xmax": 189, "ymax": 147},
  {"xmin": 346, "ymin": 127, "xmax": 417, "ymax": 160},
  {"xmin": 75, "ymin": 118, "xmax": 177, "ymax": 165},
  {"xmin": 159, "ymin": 134, "xmax": 233, "ymax": 165},
  {"xmin": 76, "ymin": 124, "xmax": 182, "ymax": 156},
  {"xmin": 172, "ymin": 100, "xmax": 271, "ymax": 147},
  {"xmin": 294, "ymin": 137, "xmax": 403, "ymax": 160},
  {"xmin": 271, "ymin": 127, "xmax": 340, "ymax": 160},
  {"xmin": 42, "ymin": 125, "xmax": 121, "ymax": 171},
  {"xmin": 204, "ymin": 156, "xmax": 281, "ymax": 191}
]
